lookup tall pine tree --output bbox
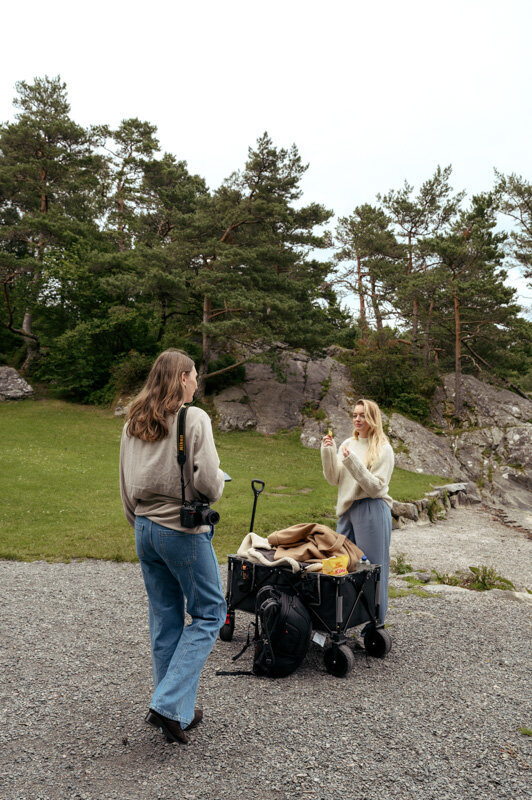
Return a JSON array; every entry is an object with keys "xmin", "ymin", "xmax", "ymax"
[
  {"xmin": 0, "ymin": 76, "xmax": 103, "ymax": 368},
  {"xmin": 427, "ymin": 194, "xmax": 520, "ymax": 413},
  {"xmin": 181, "ymin": 133, "xmax": 334, "ymax": 394},
  {"xmin": 379, "ymin": 166, "xmax": 464, "ymax": 353}
]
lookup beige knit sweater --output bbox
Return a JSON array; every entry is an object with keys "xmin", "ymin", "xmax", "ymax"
[
  {"xmin": 119, "ymin": 406, "xmax": 225, "ymax": 533},
  {"xmin": 321, "ymin": 436, "xmax": 394, "ymax": 517}
]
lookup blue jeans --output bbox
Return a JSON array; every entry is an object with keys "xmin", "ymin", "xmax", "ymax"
[
  {"xmin": 134, "ymin": 516, "xmax": 226, "ymax": 727},
  {"xmin": 336, "ymin": 498, "xmax": 392, "ymax": 625}
]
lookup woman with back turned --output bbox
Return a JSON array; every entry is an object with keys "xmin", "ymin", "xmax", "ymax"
[
  {"xmin": 119, "ymin": 349, "xmax": 226, "ymax": 744},
  {"xmin": 321, "ymin": 398, "xmax": 394, "ymax": 624}
]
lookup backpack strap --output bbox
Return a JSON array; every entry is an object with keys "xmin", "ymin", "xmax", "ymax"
[
  {"xmin": 215, "ymin": 621, "xmax": 257, "ymax": 676},
  {"xmin": 256, "ymin": 595, "xmax": 279, "ymax": 674}
]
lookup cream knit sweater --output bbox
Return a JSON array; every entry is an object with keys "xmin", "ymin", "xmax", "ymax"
[
  {"xmin": 321, "ymin": 436, "xmax": 394, "ymax": 517},
  {"xmin": 120, "ymin": 406, "xmax": 225, "ymax": 533}
]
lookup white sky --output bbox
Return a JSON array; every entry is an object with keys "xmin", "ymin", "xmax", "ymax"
[{"xmin": 1, "ymin": 0, "xmax": 531, "ymax": 310}]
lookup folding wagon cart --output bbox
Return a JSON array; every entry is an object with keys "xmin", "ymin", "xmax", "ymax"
[{"xmin": 219, "ymin": 480, "xmax": 392, "ymax": 677}]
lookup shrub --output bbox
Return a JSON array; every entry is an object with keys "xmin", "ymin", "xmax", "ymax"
[
  {"xmin": 394, "ymin": 393, "xmax": 432, "ymax": 421},
  {"xmin": 32, "ymin": 309, "xmax": 156, "ymax": 403},
  {"xmin": 111, "ymin": 350, "xmax": 153, "ymax": 395},
  {"xmin": 338, "ymin": 330, "xmax": 439, "ymax": 423},
  {"xmin": 302, "ymin": 401, "xmax": 326, "ymax": 420},
  {"xmin": 427, "ymin": 496, "xmax": 445, "ymax": 522},
  {"xmin": 390, "ymin": 552, "xmax": 413, "ymax": 574},
  {"xmin": 431, "ymin": 566, "xmax": 515, "ymax": 592}
]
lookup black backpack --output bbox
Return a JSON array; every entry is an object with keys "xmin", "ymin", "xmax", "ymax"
[{"xmin": 252, "ymin": 587, "xmax": 312, "ymax": 678}]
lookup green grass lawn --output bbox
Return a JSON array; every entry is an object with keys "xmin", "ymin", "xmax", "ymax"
[{"xmin": 0, "ymin": 399, "xmax": 448, "ymax": 563}]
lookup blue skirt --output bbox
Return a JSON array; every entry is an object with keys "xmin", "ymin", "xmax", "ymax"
[{"xmin": 336, "ymin": 498, "xmax": 392, "ymax": 624}]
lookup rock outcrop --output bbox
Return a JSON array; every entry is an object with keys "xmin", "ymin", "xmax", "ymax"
[
  {"xmin": 431, "ymin": 374, "xmax": 532, "ymax": 510},
  {"xmin": 0, "ymin": 367, "xmax": 34, "ymax": 401},
  {"xmin": 213, "ymin": 353, "xmax": 532, "ymax": 513},
  {"xmin": 213, "ymin": 349, "xmax": 356, "ymax": 438},
  {"xmin": 385, "ymin": 411, "xmax": 462, "ymax": 480}
]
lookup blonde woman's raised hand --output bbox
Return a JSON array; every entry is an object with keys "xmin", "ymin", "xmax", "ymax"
[{"xmin": 322, "ymin": 434, "xmax": 334, "ymax": 448}]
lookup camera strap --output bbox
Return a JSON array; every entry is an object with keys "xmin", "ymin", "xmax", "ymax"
[{"xmin": 177, "ymin": 405, "xmax": 188, "ymax": 503}]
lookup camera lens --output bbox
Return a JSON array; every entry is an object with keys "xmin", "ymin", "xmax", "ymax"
[{"xmin": 207, "ymin": 509, "xmax": 220, "ymax": 525}]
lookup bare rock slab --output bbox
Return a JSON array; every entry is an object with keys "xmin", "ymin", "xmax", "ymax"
[
  {"xmin": 0, "ymin": 367, "xmax": 34, "ymax": 401},
  {"xmin": 432, "ymin": 373, "xmax": 532, "ymax": 429},
  {"xmin": 214, "ymin": 349, "xmax": 355, "ymax": 439},
  {"xmin": 386, "ymin": 411, "xmax": 462, "ymax": 480}
]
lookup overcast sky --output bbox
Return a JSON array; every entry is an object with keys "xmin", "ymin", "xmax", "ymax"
[{"xmin": 1, "ymin": 0, "xmax": 531, "ymax": 309}]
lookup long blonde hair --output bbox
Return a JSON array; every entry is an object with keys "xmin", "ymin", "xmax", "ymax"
[
  {"xmin": 126, "ymin": 349, "xmax": 194, "ymax": 441},
  {"xmin": 352, "ymin": 398, "xmax": 389, "ymax": 468}
]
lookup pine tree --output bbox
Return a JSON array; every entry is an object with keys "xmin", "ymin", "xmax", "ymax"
[
  {"xmin": 495, "ymin": 170, "xmax": 532, "ymax": 287},
  {"xmin": 335, "ymin": 204, "xmax": 404, "ymax": 340},
  {"xmin": 0, "ymin": 76, "xmax": 103, "ymax": 368},
  {"xmin": 181, "ymin": 133, "xmax": 334, "ymax": 394},
  {"xmin": 98, "ymin": 118, "xmax": 160, "ymax": 252},
  {"xmin": 427, "ymin": 194, "xmax": 520, "ymax": 414},
  {"xmin": 379, "ymin": 166, "xmax": 464, "ymax": 352}
]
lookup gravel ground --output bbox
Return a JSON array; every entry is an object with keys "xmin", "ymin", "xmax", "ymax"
[
  {"xmin": 389, "ymin": 504, "xmax": 532, "ymax": 592},
  {"xmin": 1, "ymin": 507, "xmax": 531, "ymax": 800}
]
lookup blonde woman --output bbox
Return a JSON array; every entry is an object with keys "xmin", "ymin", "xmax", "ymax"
[
  {"xmin": 120, "ymin": 349, "xmax": 226, "ymax": 744},
  {"xmin": 321, "ymin": 399, "xmax": 394, "ymax": 623}
]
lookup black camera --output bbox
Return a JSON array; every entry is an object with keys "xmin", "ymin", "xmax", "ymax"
[{"xmin": 180, "ymin": 500, "xmax": 220, "ymax": 528}]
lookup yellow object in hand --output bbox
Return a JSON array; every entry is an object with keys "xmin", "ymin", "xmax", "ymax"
[{"xmin": 328, "ymin": 429, "xmax": 333, "ymax": 438}]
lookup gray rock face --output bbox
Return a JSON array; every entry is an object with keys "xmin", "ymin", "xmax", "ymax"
[
  {"xmin": 214, "ymin": 386, "xmax": 256, "ymax": 432},
  {"xmin": 300, "ymin": 352, "xmax": 355, "ymax": 448},
  {"xmin": 385, "ymin": 412, "xmax": 463, "ymax": 480},
  {"xmin": 432, "ymin": 373, "xmax": 531, "ymax": 428},
  {"xmin": 432, "ymin": 373, "xmax": 532, "ymax": 510},
  {"xmin": 213, "ymin": 349, "xmax": 355, "ymax": 440},
  {"xmin": 0, "ymin": 367, "xmax": 34, "ymax": 401}
]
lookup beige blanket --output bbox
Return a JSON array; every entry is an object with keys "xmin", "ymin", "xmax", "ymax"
[
  {"xmin": 267, "ymin": 523, "xmax": 364, "ymax": 572},
  {"xmin": 236, "ymin": 532, "xmax": 324, "ymax": 573}
]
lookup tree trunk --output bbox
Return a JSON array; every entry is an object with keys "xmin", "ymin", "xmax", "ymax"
[
  {"xmin": 454, "ymin": 291, "xmax": 463, "ymax": 415},
  {"xmin": 407, "ymin": 233, "xmax": 419, "ymax": 350},
  {"xmin": 356, "ymin": 255, "xmax": 367, "ymax": 342},
  {"xmin": 21, "ymin": 310, "xmax": 40, "ymax": 371},
  {"xmin": 369, "ymin": 276, "xmax": 383, "ymax": 331},
  {"xmin": 117, "ymin": 180, "xmax": 125, "ymax": 252},
  {"xmin": 196, "ymin": 295, "xmax": 212, "ymax": 399},
  {"xmin": 21, "ymin": 173, "xmax": 48, "ymax": 372},
  {"xmin": 411, "ymin": 298, "xmax": 419, "ymax": 350},
  {"xmin": 423, "ymin": 298, "xmax": 434, "ymax": 370}
]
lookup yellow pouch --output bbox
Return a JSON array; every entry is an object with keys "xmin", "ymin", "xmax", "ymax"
[{"xmin": 321, "ymin": 555, "xmax": 349, "ymax": 576}]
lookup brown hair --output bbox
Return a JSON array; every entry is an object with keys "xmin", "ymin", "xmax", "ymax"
[
  {"xmin": 352, "ymin": 398, "xmax": 389, "ymax": 468},
  {"xmin": 126, "ymin": 349, "xmax": 194, "ymax": 441}
]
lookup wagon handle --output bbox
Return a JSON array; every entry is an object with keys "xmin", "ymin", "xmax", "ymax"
[{"xmin": 249, "ymin": 479, "xmax": 265, "ymax": 532}]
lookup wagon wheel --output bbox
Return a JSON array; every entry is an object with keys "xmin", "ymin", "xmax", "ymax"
[
  {"xmin": 324, "ymin": 644, "xmax": 355, "ymax": 677},
  {"xmin": 219, "ymin": 613, "xmax": 235, "ymax": 642},
  {"xmin": 364, "ymin": 628, "xmax": 392, "ymax": 658}
]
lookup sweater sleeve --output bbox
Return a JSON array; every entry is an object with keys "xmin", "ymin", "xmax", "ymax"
[
  {"xmin": 321, "ymin": 442, "xmax": 342, "ymax": 486},
  {"xmin": 341, "ymin": 443, "xmax": 394, "ymax": 498},
  {"xmin": 119, "ymin": 427, "xmax": 136, "ymax": 528},
  {"xmin": 191, "ymin": 409, "xmax": 225, "ymax": 504}
]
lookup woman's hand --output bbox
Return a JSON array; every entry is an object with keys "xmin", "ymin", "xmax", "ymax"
[
  {"xmin": 322, "ymin": 434, "xmax": 334, "ymax": 448},
  {"xmin": 341, "ymin": 445, "xmax": 350, "ymax": 458}
]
